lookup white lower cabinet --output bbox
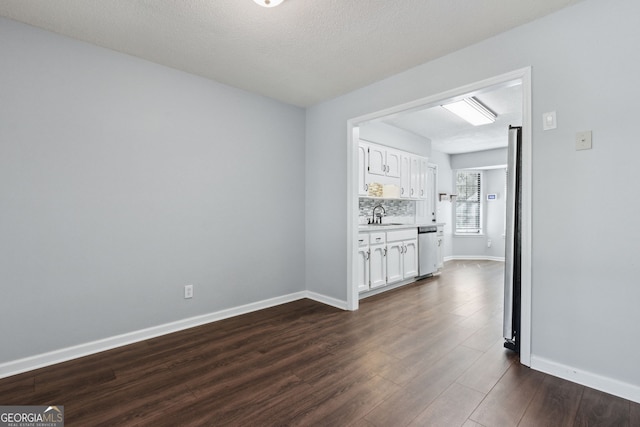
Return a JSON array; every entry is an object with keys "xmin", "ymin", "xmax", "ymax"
[
  {"xmin": 436, "ymin": 224, "xmax": 444, "ymax": 269},
  {"xmin": 369, "ymin": 241, "xmax": 387, "ymax": 289},
  {"xmin": 358, "ymin": 228, "xmax": 417, "ymax": 293},
  {"xmin": 386, "ymin": 229, "xmax": 418, "ymax": 284},
  {"xmin": 358, "ymin": 232, "xmax": 387, "ymax": 292},
  {"xmin": 357, "ymin": 234, "xmax": 370, "ymax": 293},
  {"xmin": 403, "ymin": 239, "xmax": 418, "ymax": 278}
]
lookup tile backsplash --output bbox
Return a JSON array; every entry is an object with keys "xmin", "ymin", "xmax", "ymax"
[{"xmin": 359, "ymin": 198, "xmax": 415, "ymax": 224}]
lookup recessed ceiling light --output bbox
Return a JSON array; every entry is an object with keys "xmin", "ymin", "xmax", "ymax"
[
  {"xmin": 253, "ymin": 0, "xmax": 284, "ymax": 7},
  {"xmin": 442, "ymin": 97, "xmax": 497, "ymax": 126}
]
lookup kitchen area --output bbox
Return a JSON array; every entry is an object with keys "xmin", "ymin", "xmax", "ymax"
[
  {"xmin": 356, "ymin": 125, "xmax": 446, "ymax": 297},
  {"xmin": 353, "ymin": 82, "xmax": 521, "ymax": 299}
]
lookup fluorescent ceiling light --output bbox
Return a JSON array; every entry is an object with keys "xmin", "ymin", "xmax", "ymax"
[
  {"xmin": 442, "ymin": 97, "xmax": 496, "ymax": 126},
  {"xmin": 253, "ymin": 0, "xmax": 284, "ymax": 7}
]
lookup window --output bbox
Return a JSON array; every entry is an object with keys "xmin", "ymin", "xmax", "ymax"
[{"xmin": 455, "ymin": 170, "xmax": 482, "ymax": 234}]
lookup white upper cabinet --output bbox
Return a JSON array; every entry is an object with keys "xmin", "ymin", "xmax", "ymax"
[
  {"xmin": 418, "ymin": 157, "xmax": 428, "ymax": 200},
  {"xmin": 409, "ymin": 156, "xmax": 419, "ymax": 198},
  {"xmin": 366, "ymin": 144, "xmax": 401, "ymax": 178},
  {"xmin": 385, "ymin": 149, "xmax": 401, "ymax": 178},
  {"xmin": 358, "ymin": 140, "xmax": 428, "ymax": 200},
  {"xmin": 367, "ymin": 145, "xmax": 386, "ymax": 176},
  {"xmin": 409, "ymin": 156, "xmax": 429, "ymax": 200},
  {"xmin": 400, "ymin": 155, "xmax": 411, "ymax": 199}
]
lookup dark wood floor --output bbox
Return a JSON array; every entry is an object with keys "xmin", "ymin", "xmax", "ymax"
[{"xmin": 1, "ymin": 260, "xmax": 638, "ymax": 426}]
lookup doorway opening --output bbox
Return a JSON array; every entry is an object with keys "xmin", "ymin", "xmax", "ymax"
[{"xmin": 346, "ymin": 67, "xmax": 532, "ymax": 366}]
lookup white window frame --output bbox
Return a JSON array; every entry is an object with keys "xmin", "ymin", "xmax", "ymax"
[{"xmin": 454, "ymin": 170, "xmax": 483, "ymax": 235}]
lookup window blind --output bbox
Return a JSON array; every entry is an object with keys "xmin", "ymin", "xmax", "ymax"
[{"xmin": 455, "ymin": 171, "xmax": 482, "ymax": 233}]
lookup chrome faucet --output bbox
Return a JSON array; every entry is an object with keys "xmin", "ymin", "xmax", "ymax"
[{"xmin": 371, "ymin": 204, "xmax": 386, "ymax": 224}]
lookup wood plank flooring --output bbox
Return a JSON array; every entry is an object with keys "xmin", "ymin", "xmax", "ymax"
[{"xmin": 1, "ymin": 260, "xmax": 638, "ymax": 426}]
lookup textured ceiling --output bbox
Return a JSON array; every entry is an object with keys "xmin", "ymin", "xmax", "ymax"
[{"xmin": 0, "ymin": 0, "xmax": 582, "ymax": 107}]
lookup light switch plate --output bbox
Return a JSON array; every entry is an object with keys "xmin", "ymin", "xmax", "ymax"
[
  {"xmin": 543, "ymin": 111, "xmax": 557, "ymax": 130},
  {"xmin": 576, "ymin": 131, "xmax": 592, "ymax": 150}
]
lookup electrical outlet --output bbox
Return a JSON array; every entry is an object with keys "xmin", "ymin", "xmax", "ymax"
[
  {"xmin": 184, "ymin": 284, "xmax": 193, "ymax": 299},
  {"xmin": 487, "ymin": 239, "xmax": 492, "ymax": 248}
]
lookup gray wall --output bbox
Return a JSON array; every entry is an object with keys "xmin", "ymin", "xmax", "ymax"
[
  {"xmin": 450, "ymin": 148, "xmax": 507, "ymax": 170},
  {"xmin": 450, "ymin": 168, "xmax": 506, "ymax": 259},
  {"xmin": 0, "ymin": 18, "xmax": 305, "ymax": 364},
  {"xmin": 306, "ymin": 0, "xmax": 640, "ymax": 392},
  {"xmin": 447, "ymin": 148, "xmax": 508, "ymax": 259},
  {"xmin": 359, "ymin": 122, "xmax": 431, "ymax": 156}
]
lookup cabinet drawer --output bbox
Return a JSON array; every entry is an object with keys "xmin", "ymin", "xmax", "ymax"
[
  {"xmin": 386, "ymin": 228, "xmax": 417, "ymax": 242},
  {"xmin": 369, "ymin": 232, "xmax": 386, "ymax": 245},
  {"xmin": 358, "ymin": 233, "xmax": 369, "ymax": 247}
]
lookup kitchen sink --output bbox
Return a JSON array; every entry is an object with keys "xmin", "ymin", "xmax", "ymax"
[{"xmin": 361, "ymin": 223, "xmax": 407, "ymax": 227}]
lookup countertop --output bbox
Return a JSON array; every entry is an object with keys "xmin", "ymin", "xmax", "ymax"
[{"xmin": 358, "ymin": 222, "xmax": 445, "ymax": 232}]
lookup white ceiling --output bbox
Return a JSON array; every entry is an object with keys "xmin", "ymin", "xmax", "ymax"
[
  {"xmin": 381, "ymin": 83, "xmax": 523, "ymax": 154},
  {"xmin": 0, "ymin": 0, "xmax": 582, "ymax": 108}
]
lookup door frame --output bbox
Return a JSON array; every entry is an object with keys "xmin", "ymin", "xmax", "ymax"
[{"xmin": 346, "ymin": 67, "xmax": 532, "ymax": 366}]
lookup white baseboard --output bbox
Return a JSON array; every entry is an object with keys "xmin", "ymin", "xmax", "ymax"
[
  {"xmin": 306, "ymin": 291, "xmax": 349, "ymax": 310},
  {"xmin": 446, "ymin": 255, "xmax": 505, "ymax": 262},
  {"xmin": 359, "ymin": 278, "xmax": 418, "ymax": 300},
  {"xmin": 531, "ymin": 355, "xmax": 640, "ymax": 404},
  {"xmin": 0, "ymin": 290, "xmax": 346, "ymax": 380}
]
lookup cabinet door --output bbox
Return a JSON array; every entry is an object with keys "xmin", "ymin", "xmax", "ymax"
[
  {"xmin": 418, "ymin": 158, "xmax": 429, "ymax": 200},
  {"xmin": 400, "ymin": 155, "xmax": 411, "ymax": 198},
  {"xmin": 403, "ymin": 239, "xmax": 419, "ymax": 279},
  {"xmin": 437, "ymin": 226, "xmax": 444, "ymax": 268},
  {"xmin": 367, "ymin": 146, "xmax": 386, "ymax": 176},
  {"xmin": 357, "ymin": 247, "xmax": 370, "ymax": 292},
  {"xmin": 386, "ymin": 242, "xmax": 403, "ymax": 284},
  {"xmin": 410, "ymin": 156, "xmax": 420, "ymax": 198},
  {"xmin": 437, "ymin": 238, "xmax": 444, "ymax": 269},
  {"xmin": 369, "ymin": 244, "xmax": 387, "ymax": 289},
  {"xmin": 386, "ymin": 149, "xmax": 401, "ymax": 178},
  {"xmin": 426, "ymin": 164, "xmax": 437, "ymax": 221},
  {"xmin": 358, "ymin": 144, "xmax": 369, "ymax": 196}
]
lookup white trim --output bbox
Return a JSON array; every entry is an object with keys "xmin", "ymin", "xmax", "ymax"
[
  {"xmin": 531, "ymin": 355, "xmax": 640, "ymax": 404},
  {"xmin": 0, "ymin": 291, "xmax": 349, "ymax": 380},
  {"xmin": 346, "ymin": 125, "xmax": 359, "ymax": 311},
  {"xmin": 447, "ymin": 256, "xmax": 505, "ymax": 262},
  {"xmin": 519, "ymin": 67, "xmax": 532, "ymax": 367},
  {"xmin": 359, "ymin": 277, "xmax": 418, "ymax": 299},
  {"xmin": 306, "ymin": 291, "xmax": 349, "ymax": 310},
  {"xmin": 347, "ymin": 67, "xmax": 532, "ymax": 365}
]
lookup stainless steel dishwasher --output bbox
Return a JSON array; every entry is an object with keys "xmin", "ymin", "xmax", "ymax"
[{"xmin": 418, "ymin": 225, "xmax": 438, "ymax": 277}]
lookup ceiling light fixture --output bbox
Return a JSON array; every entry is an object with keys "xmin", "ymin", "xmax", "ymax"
[
  {"xmin": 253, "ymin": 0, "xmax": 284, "ymax": 7},
  {"xmin": 442, "ymin": 97, "xmax": 496, "ymax": 126}
]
